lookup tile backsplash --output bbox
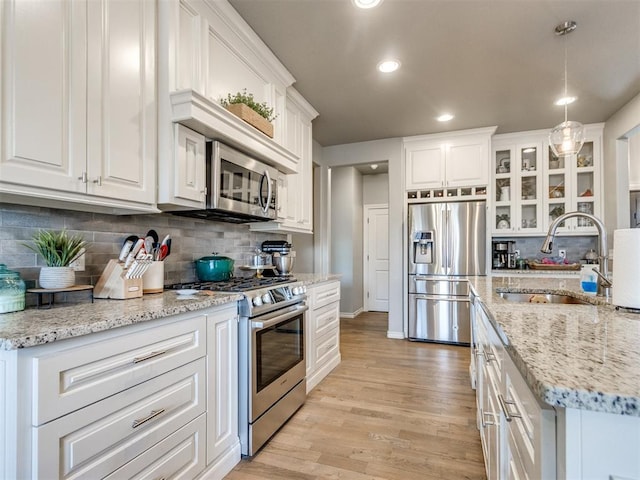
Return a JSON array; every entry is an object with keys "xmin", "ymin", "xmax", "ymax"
[
  {"xmin": 492, "ymin": 235, "xmax": 598, "ymax": 264},
  {"xmin": 0, "ymin": 203, "xmax": 287, "ymax": 288}
]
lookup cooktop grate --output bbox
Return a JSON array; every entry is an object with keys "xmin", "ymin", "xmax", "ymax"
[{"xmin": 166, "ymin": 276, "xmax": 294, "ymax": 292}]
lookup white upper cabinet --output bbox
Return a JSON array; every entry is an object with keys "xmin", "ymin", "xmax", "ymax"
[
  {"xmin": 404, "ymin": 127, "xmax": 496, "ymax": 191},
  {"xmin": 250, "ymin": 87, "xmax": 318, "ymax": 234},
  {"xmin": 0, "ymin": 0, "xmax": 157, "ymax": 213},
  {"xmin": 158, "ymin": 0, "xmax": 303, "ymax": 177},
  {"xmin": 491, "ymin": 124, "xmax": 603, "ymax": 236}
]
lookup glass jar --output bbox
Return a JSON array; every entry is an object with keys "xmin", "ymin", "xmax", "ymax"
[{"xmin": 0, "ymin": 264, "xmax": 26, "ymax": 313}]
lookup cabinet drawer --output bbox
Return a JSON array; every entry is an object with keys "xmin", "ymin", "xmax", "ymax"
[
  {"xmin": 310, "ymin": 281, "xmax": 341, "ymax": 309},
  {"xmin": 33, "ymin": 314, "xmax": 206, "ymax": 425},
  {"xmin": 313, "ymin": 301, "xmax": 339, "ymax": 336},
  {"xmin": 104, "ymin": 414, "xmax": 206, "ymax": 480},
  {"xmin": 313, "ymin": 325, "xmax": 340, "ymax": 370},
  {"xmin": 34, "ymin": 359, "xmax": 206, "ymax": 480}
]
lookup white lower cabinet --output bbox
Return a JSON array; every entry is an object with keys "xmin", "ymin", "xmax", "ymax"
[
  {"xmin": 34, "ymin": 359, "xmax": 206, "ymax": 479},
  {"xmin": 206, "ymin": 305, "xmax": 241, "ymax": 472},
  {"xmin": 306, "ymin": 280, "xmax": 341, "ymax": 392},
  {"xmin": 104, "ymin": 415, "xmax": 206, "ymax": 480},
  {"xmin": 0, "ymin": 304, "xmax": 240, "ymax": 480},
  {"xmin": 474, "ymin": 302, "xmax": 555, "ymax": 480}
]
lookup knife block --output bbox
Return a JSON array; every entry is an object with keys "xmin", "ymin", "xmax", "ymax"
[{"xmin": 94, "ymin": 259, "xmax": 143, "ymax": 299}]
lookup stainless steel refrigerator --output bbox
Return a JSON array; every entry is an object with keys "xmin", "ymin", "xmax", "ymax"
[{"xmin": 408, "ymin": 201, "xmax": 486, "ymax": 345}]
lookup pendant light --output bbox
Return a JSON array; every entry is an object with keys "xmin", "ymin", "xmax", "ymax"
[{"xmin": 548, "ymin": 21, "xmax": 585, "ymax": 157}]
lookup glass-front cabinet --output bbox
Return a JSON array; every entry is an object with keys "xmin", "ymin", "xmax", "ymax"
[
  {"xmin": 543, "ymin": 133, "xmax": 601, "ymax": 233},
  {"xmin": 492, "ymin": 124, "xmax": 603, "ymax": 236},
  {"xmin": 492, "ymin": 141, "xmax": 542, "ymax": 234}
]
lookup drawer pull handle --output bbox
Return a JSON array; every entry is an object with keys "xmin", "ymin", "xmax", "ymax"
[
  {"xmin": 481, "ymin": 409, "xmax": 495, "ymax": 428},
  {"xmin": 132, "ymin": 408, "xmax": 165, "ymax": 428},
  {"xmin": 498, "ymin": 394, "xmax": 521, "ymax": 422},
  {"xmin": 133, "ymin": 350, "xmax": 167, "ymax": 364}
]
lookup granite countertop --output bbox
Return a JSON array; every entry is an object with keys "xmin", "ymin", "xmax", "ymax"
[
  {"xmin": 0, "ymin": 291, "xmax": 242, "ymax": 351},
  {"xmin": 0, "ymin": 273, "xmax": 341, "ymax": 351},
  {"xmin": 471, "ymin": 275, "xmax": 640, "ymax": 416},
  {"xmin": 295, "ymin": 273, "xmax": 342, "ymax": 285}
]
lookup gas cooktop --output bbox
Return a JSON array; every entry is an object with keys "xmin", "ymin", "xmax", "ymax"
[{"xmin": 166, "ymin": 276, "xmax": 295, "ymax": 293}]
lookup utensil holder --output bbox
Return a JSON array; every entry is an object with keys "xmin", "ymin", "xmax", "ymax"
[
  {"xmin": 94, "ymin": 259, "xmax": 145, "ymax": 299},
  {"xmin": 143, "ymin": 261, "xmax": 164, "ymax": 294}
]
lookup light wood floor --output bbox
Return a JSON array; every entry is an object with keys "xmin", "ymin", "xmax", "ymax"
[{"xmin": 226, "ymin": 312, "xmax": 487, "ymax": 480}]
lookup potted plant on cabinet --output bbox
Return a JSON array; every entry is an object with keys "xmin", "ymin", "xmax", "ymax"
[
  {"xmin": 221, "ymin": 89, "xmax": 276, "ymax": 138},
  {"xmin": 24, "ymin": 229, "xmax": 87, "ymax": 289}
]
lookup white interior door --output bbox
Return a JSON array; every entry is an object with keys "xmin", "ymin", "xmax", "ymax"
[{"xmin": 364, "ymin": 204, "xmax": 389, "ymax": 312}]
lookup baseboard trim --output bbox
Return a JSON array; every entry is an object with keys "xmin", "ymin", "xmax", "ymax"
[
  {"xmin": 197, "ymin": 441, "xmax": 241, "ymax": 480},
  {"xmin": 307, "ymin": 354, "xmax": 341, "ymax": 393},
  {"xmin": 386, "ymin": 330, "xmax": 405, "ymax": 339},
  {"xmin": 339, "ymin": 307, "xmax": 363, "ymax": 318}
]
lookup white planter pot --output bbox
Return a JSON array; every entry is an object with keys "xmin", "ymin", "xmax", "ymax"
[{"xmin": 39, "ymin": 266, "xmax": 75, "ymax": 289}]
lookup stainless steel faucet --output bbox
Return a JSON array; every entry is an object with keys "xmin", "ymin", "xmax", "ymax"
[{"xmin": 541, "ymin": 211, "xmax": 612, "ymax": 297}]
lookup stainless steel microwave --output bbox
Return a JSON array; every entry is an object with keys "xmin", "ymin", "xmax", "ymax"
[{"xmin": 174, "ymin": 141, "xmax": 278, "ymax": 223}]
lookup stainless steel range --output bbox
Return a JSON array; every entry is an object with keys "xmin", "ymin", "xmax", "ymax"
[{"xmin": 167, "ymin": 276, "xmax": 308, "ymax": 456}]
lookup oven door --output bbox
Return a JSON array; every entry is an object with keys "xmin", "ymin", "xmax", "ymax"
[
  {"xmin": 250, "ymin": 303, "xmax": 308, "ymax": 421},
  {"xmin": 210, "ymin": 141, "xmax": 278, "ymax": 220}
]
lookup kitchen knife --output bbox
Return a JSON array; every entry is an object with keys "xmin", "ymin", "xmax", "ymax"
[
  {"xmin": 125, "ymin": 238, "xmax": 145, "ymax": 269},
  {"xmin": 118, "ymin": 240, "xmax": 134, "ymax": 262}
]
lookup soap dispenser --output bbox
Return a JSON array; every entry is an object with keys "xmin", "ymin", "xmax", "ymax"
[{"xmin": 580, "ymin": 264, "xmax": 598, "ymax": 295}]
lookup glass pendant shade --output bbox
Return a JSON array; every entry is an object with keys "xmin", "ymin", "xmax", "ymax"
[
  {"xmin": 548, "ymin": 21, "xmax": 584, "ymax": 157},
  {"xmin": 549, "ymin": 120, "xmax": 585, "ymax": 157}
]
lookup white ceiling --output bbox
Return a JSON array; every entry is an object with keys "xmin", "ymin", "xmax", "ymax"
[{"xmin": 228, "ymin": 0, "xmax": 640, "ymax": 147}]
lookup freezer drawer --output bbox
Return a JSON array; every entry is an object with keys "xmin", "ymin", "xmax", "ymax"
[
  {"xmin": 408, "ymin": 293, "xmax": 470, "ymax": 345},
  {"xmin": 409, "ymin": 276, "xmax": 469, "ymax": 296}
]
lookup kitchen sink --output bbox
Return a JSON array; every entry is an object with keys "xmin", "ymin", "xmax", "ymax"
[{"xmin": 498, "ymin": 292, "xmax": 591, "ymax": 305}]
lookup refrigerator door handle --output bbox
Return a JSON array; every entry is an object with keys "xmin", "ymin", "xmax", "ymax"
[
  {"xmin": 445, "ymin": 207, "xmax": 452, "ymax": 272},
  {"xmin": 413, "ymin": 294, "xmax": 470, "ymax": 303}
]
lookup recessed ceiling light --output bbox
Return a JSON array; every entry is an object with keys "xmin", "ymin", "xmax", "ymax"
[
  {"xmin": 377, "ymin": 59, "xmax": 400, "ymax": 73},
  {"xmin": 370, "ymin": 164, "xmax": 378, "ymax": 170},
  {"xmin": 555, "ymin": 96, "xmax": 577, "ymax": 106},
  {"xmin": 437, "ymin": 113, "xmax": 454, "ymax": 122},
  {"xmin": 352, "ymin": 0, "xmax": 383, "ymax": 9}
]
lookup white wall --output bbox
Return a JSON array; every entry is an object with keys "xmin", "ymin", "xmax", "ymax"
[
  {"xmin": 605, "ymin": 92, "xmax": 640, "ymax": 235},
  {"xmin": 322, "ymin": 138, "xmax": 403, "ymax": 338},
  {"xmin": 629, "ymin": 134, "xmax": 640, "ymax": 190},
  {"xmin": 363, "ymin": 173, "xmax": 389, "ymax": 205},
  {"xmin": 330, "ymin": 167, "xmax": 363, "ymax": 315}
]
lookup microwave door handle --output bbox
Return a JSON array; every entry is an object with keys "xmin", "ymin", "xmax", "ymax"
[{"xmin": 259, "ymin": 169, "xmax": 272, "ymax": 214}]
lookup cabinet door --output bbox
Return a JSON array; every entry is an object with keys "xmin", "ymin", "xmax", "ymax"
[
  {"xmin": 173, "ymin": 124, "xmax": 206, "ymax": 207},
  {"xmin": 515, "ymin": 143, "xmax": 542, "ymax": 234},
  {"xmin": 86, "ymin": 0, "xmax": 156, "ymax": 204},
  {"xmin": 446, "ymin": 141, "xmax": 488, "ymax": 187},
  {"xmin": 296, "ymin": 118, "xmax": 313, "ymax": 230},
  {"xmin": 405, "ymin": 144, "xmax": 446, "ymax": 189},
  {"xmin": 206, "ymin": 307, "xmax": 239, "ymax": 466},
  {"xmin": 0, "ymin": 0, "xmax": 87, "ymax": 193},
  {"xmin": 493, "ymin": 146, "xmax": 516, "ymax": 233}
]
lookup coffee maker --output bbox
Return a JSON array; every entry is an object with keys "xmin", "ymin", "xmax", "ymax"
[{"xmin": 492, "ymin": 241, "xmax": 516, "ymax": 269}]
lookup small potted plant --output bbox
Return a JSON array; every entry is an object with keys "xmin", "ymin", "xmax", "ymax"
[
  {"xmin": 24, "ymin": 229, "xmax": 87, "ymax": 289},
  {"xmin": 221, "ymin": 89, "xmax": 276, "ymax": 138}
]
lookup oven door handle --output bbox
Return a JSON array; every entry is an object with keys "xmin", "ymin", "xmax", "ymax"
[{"xmin": 251, "ymin": 304, "xmax": 309, "ymax": 330}]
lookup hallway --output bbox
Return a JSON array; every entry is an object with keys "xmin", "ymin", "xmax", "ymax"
[{"xmin": 227, "ymin": 312, "xmax": 486, "ymax": 479}]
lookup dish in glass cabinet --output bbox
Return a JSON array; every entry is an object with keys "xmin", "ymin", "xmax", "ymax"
[{"xmin": 497, "ymin": 219, "xmax": 510, "ymax": 229}]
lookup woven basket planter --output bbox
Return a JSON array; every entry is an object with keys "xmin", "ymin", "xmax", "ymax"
[{"xmin": 226, "ymin": 103, "xmax": 274, "ymax": 138}]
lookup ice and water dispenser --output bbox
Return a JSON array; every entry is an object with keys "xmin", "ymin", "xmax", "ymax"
[{"xmin": 412, "ymin": 231, "xmax": 434, "ymax": 264}]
